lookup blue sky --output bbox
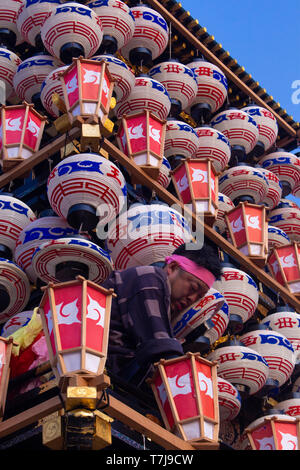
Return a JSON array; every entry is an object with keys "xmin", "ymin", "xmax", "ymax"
[{"xmin": 181, "ymin": 0, "xmax": 300, "ymax": 124}]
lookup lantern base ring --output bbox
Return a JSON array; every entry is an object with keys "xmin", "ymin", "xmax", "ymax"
[
  {"xmin": 255, "ymin": 378, "xmax": 279, "ymax": 397},
  {"xmin": 0, "ymin": 283, "xmax": 10, "ymax": 313},
  {"xmin": 0, "ymin": 28, "xmax": 16, "ymax": 48},
  {"xmin": 182, "ymin": 336, "xmax": 211, "ymax": 354},
  {"xmin": 252, "ymin": 141, "xmax": 265, "ymax": 158},
  {"xmin": 229, "ymin": 145, "xmax": 246, "ymax": 166},
  {"xmin": 169, "ymin": 98, "xmax": 182, "ymax": 118},
  {"xmin": 191, "ymin": 102, "xmax": 211, "ymax": 124},
  {"xmin": 0, "ymin": 244, "xmax": 12, "ymax": 261},
  {"xmin": 60, "ymin": 42, "xmax": 85, "ymax": 65},
  {"xmin": 228, "ymin": 314, "xmax": 244, "ymax": 334},
  {"xmin": 97, "ymin": 35, "xmax": 118, "ymax": 55},
  {"xmin": 233, "ymin": 195, "xmax": 255, "ymax": 206},
  {"xmin": 67, "ymin": 203, "xmax": 98, "ymax": 231},
  {"xmin": 129, "ymin": 47, "xmax": 152, "ymax": 66},
  {"xmin": 55, "ymin": 260, "xmax": 89, "ymax": 282},
  {"xmin": 281, "ymin": 180, "xmax": 292, "ymax": 198}
]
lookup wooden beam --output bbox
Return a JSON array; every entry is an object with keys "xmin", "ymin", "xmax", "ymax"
[
  {"xmin": 102, "ymin": 137, "xmax": 300, "ymax": 312},
  {"xmin": 0, "ymin": 126, "xmax": 81, "ymax": 188},
  {"xmin": 146, "ymin": 0, "xmax": 297, "ymax": 138}
]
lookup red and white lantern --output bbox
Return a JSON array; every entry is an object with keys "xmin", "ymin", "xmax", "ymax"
[
  {"xmin": 219, "ymin": 165, "xmax": 269, "ymax": 205},
  {"xmin": 13, "ymin": 54, "xmax": 61, "ymax": 104},
  {"xmin": 148, "ymin": 353, "xmax": 219, "ymax": 447},
  {"xmin": 194, "ymin": 127, "xmax": 231, "ymax": 174},
  {"xmin": 117, "ymin": 110, "xmax": 166, "ymax": 179},
  {"xmin": 186, "ymin": 58, "xmax": 228, "ymax": 124},
  {"xmin": 16, "ymin": 0, "xmax": 61, "ymax": 48},
  {"xmin": 225, "ymin": 202, "xmax": 268, "ymax": 266},
  {"xmin": 0, "ymin": 47, "xmax": 21, "ymax": 101},
  {"xmin": 92, "ymin": 54, "xmax": 135, "ymax": 104},
  {"xmin": 157, "ymin": 156, "xmax": 171, "ymax": 189},
  {"xmin": 242, "ymin": 105, "xmax": 278, "ymax": 156},
  {"xmin": 268, "ymin": 200, "xmax": 300, "ymax": 243},
  {"xmin": 275, "ymin": 396, "xmax": 300, "ymax": 417},
  {"xmin": 268, "ymin": 226, "xmax": 291, "ymax": 251},
  {"xmin": 40, "ymin": 65, "xmax": 68, "ymax": 118},
  {"xmin": 210, "ymin": 108, "xmax": 259, "ymax": 163},
  {"xmin": 0, "ymin": 0, "xmax": 23, "ymax": 48},
  {"xmin": 245, "ymin": 413, "xmax": 300, "ymax": 450},
  {"xmin": 164, "ymin": 119, "xmax": 200, "ymax": 168},
  {"xmin": 106, "ymin": 203, "xmax": 192, "ymax": 270},
  {"xmin": 259, "ymin": 151, "xmax": 300, "ymax": 197},
  {"xmin": 0, "ymin": 336, "xmax": 14, "ymax": 421},
  {"xmin": 217, "ymin": 377, "xmax": 242, "ymax": 421},
  {"xmin": 0, "ymin": 258, "xmax": 31, "ymax": 323},
  {"xmin": 38, "ymin": 276, "xmax": 115, "ymax": 383},
  {"xmin": 119, "ymin": 4, "xmax": 169, "ymax": 66},
  {"xmin": 268, "ymin": 242, "xmax": 300, "ymax": 298},
  {"xmin": 0, "ymin": 101, "xmax": 47, "ymax": 171},
  {"xmin": 203, "ymin": 301, "xmax": 230, "ymax": 346},
  {"xmin": 213, "ymin": 193, "xmax": 235, "ymax": 234},
  {"xmin": 259, "ymin": 168, "xmax": 282, "ymax": 210},
  {"xmin": 59, "ymin": 56, "xmax": 115, "ymax": 127},
  {"xmin": 115, "ymin": 76, "xmax": 171, "ymax": 121},
  {"xmin": 148, "ymin": 60, "xmax": 197, "ymax": 116},
  {"xmin": 172, "ymin": 158, "xmax": 218, "ymax": 225},
  {"xmin": 207, "ymin": 343, "xmax": 270, "ymax": 396},
  {"xmin": 40, "ymin": 2, "xmax": 103, "ymax": 64},
  {"xmin": 1, "ymin": 310, "xmax": 33, "ymax": 338},
  {"xmin": 87, "ymin": 0, "xmax": 135, "ymax": 54}
]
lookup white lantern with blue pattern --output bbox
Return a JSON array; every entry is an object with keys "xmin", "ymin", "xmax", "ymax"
[
  {"xmin": 219, "ymin": 165, "xmax": 269, "ymax": 205},
  {"xmin": 0, "ymin": 258, "xmax": 31, "ymax": 323},
  {"xmin": 268, "ymin": 225, "xmax": 290, "ymax": 251},
  {"xmin": 259, "ymin": 168, "xmax": 282, "ymax": 210},
  {"xmin": 214, "ymin": 193, "xmax": 235, "ymax": 234},
  {"xmin": 47, "ymin": 153, "xmax": 127, "ymax": 231},
  {"xmin": 242, "ymin": 105, "xmax": 278, "ymax": 157},
  {"xmin": 0, "ymin": 0, "xmax": 24, "ymax": 48},
  {"xmin": 0, "ymin": 47, "xmax": 21, "ymax": 101},
  {"xmin": 157, "ymin": 156, "xmax": 171, "ymax": 189},
  {"xmin": 40, "ymin": 65, "xmax": 68, "ymax": 118},
  {"xmin": 268, "ymin": 199, "xmax": 300, "ymax": 243},
  {"xmin": 259, "ymin": 151, "xmax": 300, "ymax": 197},
  {"xmin": 1, "ymin": 309, "xmax": 33, "ymax": 337},
  {"xmin": 217, "ymin": 377, "xmax": 242, "ymax": 421},
  {"xmin": 164, "ymin": 119, "xmax": 199, "ymax": 169},
  {"xmin": 194, "ymin": 126, "xmax": 231, "ymax": 174}
]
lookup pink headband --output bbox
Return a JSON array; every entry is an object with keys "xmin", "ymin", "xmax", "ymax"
[{"xmin": 165, "ymin": 254, "xmax": 216, "ymax": 288}]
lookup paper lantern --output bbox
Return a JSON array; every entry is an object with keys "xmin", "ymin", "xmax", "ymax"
[
  {"xmin": 115, "ymin": 75, "xmax": 171, "ymax": 121},
  {"xmin": 0, "ymin": 194, "xmax": 36, "ymax": 259},
  {"xmin": 148, "ymin": 353, "xmax": 219, "ymax": 447},
  {"xmin": 0, "ymin": 0, "xmax": 23, "ymax": 48},
  {"xmin": 87, "ymin": 0, "xmax": 135, "ymax": 54},
  {"xmin": 164, "ymin": 119, "xmax": 200, "ymax": 169},
  {"xmin": 259, "ymin": 151, "xmax": 300, "ymax": 197},
  {"xmin": 40, "ymin": 65, "xmax": 68, "ymax": 118},
  {"xmin": 148, "ymin": 60, "xmax": 197, "ymax": 117},
  {"xmin": 225, "ymin": 202, "xmax": 268, "ymax": 267},
  {"xmin": 119, "ymin": 4, "xmax": 169, "ymax": 66},
  {"xmin": 32, "ymin": 237, "xmax": 113, "ymax": 284},
  {"xmin": 38, "ymin": 276, "xmax": 115, "ymax": 383},
  {"xmin": 207, "ymin": 342, "xmax": 270, "ymax": 396},
  {"xmin": 213, "ymin": 193, "xmax": 235, "ymax": 234},
  {"xmin": 47, "ymin": 153, "xmax": 126, "ymax": 231},
  {"xmin": 116, "ymin": 109, "xmax": 166, "ymax": 179},
  {"xmin": 0, "ymin": 47, "xmax": 21, "ymax": 100},
  {"xmin": 172, "ymin": 288, "xmax": 225, "ymax": 342},
  {"xmin": 240, "ymin": 328, "xmax": 295, "ymax": 389},
  {"xmin": 13, "ymin": 54, "xmax": 61, "ymax": 105},
  {"xmin": 292, "ymin": 180, "xmax": 300, "ymax": 200},
  {"xmin": 268, "ymin": 200, "xmax": 300, "ymax": 243},
  {"xmin": 0, "ymin": 258, "xmax": 31, "ymax": 323},
  {"xmin": 14, "ymin": 216, "xmax": 81, "ymax": 283},
  {"xmin": 1, "ymin": 309, "xmax": 33, "ymax": 337},
  {"xmin": 157, "ymin": 156, "xmax": 171, "ymax": 188},
  {"xmin": 203, "ymin": 301, "xmax": 230, "ymax": 346},
  {"xmin": 268, "ymin": 226, "xmax": 290, "ymax": 251},
  {"xmin": 213, "ymin": 266, "xmax": 259, "ymax": 330},
  {"xmin": 210, "ymin": 108, "xmax": 259, "ymax": 163},
  {"xmin": 275, "ymin": 395, "xmax": 300, "ymax": 417},
  {"xmin": 242, "ymin": 105, "xmax": 278, "ymax": 156},
  {"xmin": 59, "ymin": 56, "xmax": 115, "ymax": 129},
  {"xmin": 245, "ymin": 413, "xmax": 300, "ymax": 450},
  {"xmin": 219, "ymin": 165, "xmax": 269, "ymax": 205},
  {"xmin": 41, "ymin": 2, "xmax": 103, "ymax": 64},
  {"xmin": 261, "ymin": 308, "xmax": 300, "ymax": 362},
  {"xmin": 106, "ymin": 203, "xmax": 192, "ymax": 270},
  {"xmin": 0, "ymin": 336, "xmax": 14, "ymax": 421},
  {"xmin": 186, "ymin": 58, "xmax": 228, "ymax": 124},
  {"xmin": 16, "ymin": 0, "xmax": 61, "ymax": 48},
  {"xmin": 268, "ymin": 242, "xmax": 300, "ymax": 298},
  {"xmin": 217, "ymin": 377, "xmax": 242, "ymax": 421},
  {"xmin": 259, "ymin": 168, "xmax": 282, "ymax": 210},
  {"xmin": 194, "ymin": 126, "xmax": 231, "ymax": 174},
  {"xmin": 0, "ymin": 101, "xmax": 47, "ymax": 171},
  {"xmin": 92, "ymin": 54, "xmax": 135, "ymax": 103},
  {"xmin": 171, "ymin": 158, "xmax": 218, "ymax": 226}
]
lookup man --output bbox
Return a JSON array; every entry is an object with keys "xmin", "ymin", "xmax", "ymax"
[{"xmin": 101, "ymin": 242, "xmax": 222, "ymax": 386}]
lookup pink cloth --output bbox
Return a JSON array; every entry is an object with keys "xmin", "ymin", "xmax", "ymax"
[{"xmin": 165, "ymin": 254, "xmax": 216, "ymax": 288}]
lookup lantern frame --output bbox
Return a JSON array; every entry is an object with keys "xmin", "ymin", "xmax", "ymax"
[
  {"xmin": 116, "ymin": 110, "xmax": 166, "ymax": 179},
  {"xmin": 0, "ymin": 336, "xmax": 14, "ymax": 421},
  {"xmin": 59, "ymin": 56, "xmax": 115, "ymax": 128},
  {"xmin": 171, "ymin": 158, "xmax": 219, "ymax": 226},
  {"xmin": 225, "ymin": 202, "xmax": 268, "ymax": 267},
  {"xmin": 245, "ymin": 415, "xmax": 300, "ymax": 450},
  {"xmin": 148, "ymin": 353, "xmax": 219, "ymax": 448},
  {"xmin": 38, "ymin": 276, "xmax": 116, "ymax": 384},
  {"xmin": 268, "ymin": 242, "xmax": 300, "ymax": 299},
  {"xmin": 0, "ymin": 101, "xmax": 47, "ymax": 171}
]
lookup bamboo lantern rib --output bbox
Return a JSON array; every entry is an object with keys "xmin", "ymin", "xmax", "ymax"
[{"xmin": 146, "ymin": 0, "xmax": 296, "ymax": 139}]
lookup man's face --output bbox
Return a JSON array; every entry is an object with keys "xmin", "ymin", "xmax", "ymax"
[{"xmin": 166, "ymin": 262, "xmax": 210, "ymax": 317}]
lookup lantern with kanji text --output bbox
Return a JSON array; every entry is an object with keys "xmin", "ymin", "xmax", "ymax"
[
  {"xmin": 225, "ymin": 202, "xmax": 268, "ymax": 267},
  {"xmin": 268, "ymin": 200, "xmax": 300, "ymax": 243},
  {"xmin": 268, "ymin": 226, "xmax": 290, "ymax": 251},
  {"xmin": 259, "ymin": 168, "xmax": 282, "ymax": 210},
  {"xmin": 38, "ymin": 276, "xmax": 115, "ymax": 385},
  {"xmin": 148, "ymin": 353, "xmax": 220, "ymax": 448},
  {"xmin": 268, "ymin": 242, "xmax": 300, "ymax": 299},
  {"xmin": 0, "ymin": 101, "xmax": 47, "ymax": 171},
  {"xmin": 194, "ymin": 126, "xmax": 231, "ymax": 174},
  {"xmin": 242, "ymin": 105, "xmax": 278, "ymax": 157},
  {"xmin": 274, "ymin": 393, "xmax": 300, "ymax": 417},
  {"xmin": 0, "ymin": 336, "xmax": 15, "ymax": 421},
  {"xmin": 217, "ymin": 377, "xmax": 241, "ymax": 422},
  {"xmin": 171, "ymin": 158, "xmax": 218, "ymax": 226},
  {"xmin": 164, "ymin": 119, "xmax": 200, "ymax": 169},
  {"xmin": 116, "ymin": 109, "xmax": 166, "ymax": 180},
  {"xmin": 259, "ymin": 151, "xmax": 300, "ymax": 197}
]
